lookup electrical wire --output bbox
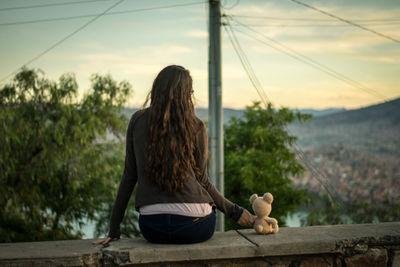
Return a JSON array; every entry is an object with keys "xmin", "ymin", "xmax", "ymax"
[
  {"xmin": 230, "ymin": 22, "xmax": 400, "ymax": 28},
  {"xmin": 291, "ymin": 142, "xmax": 340, "ymax": 205},
  {"xmin": 228, "ymin": 16, "xmax": 391, "ymax": 103},
  {"xmin": 231, "ymin": 15, "xmax": 400, "ymax": 22},
  {"xmin": 223, "ymin": 19, "xmax": 342, "ymax": 205},
  {"xmin": 0, "ymin": 0, "xmax": 125, "ymax": 85},
  {"xmin": 226, "ymin": 21, "xmax": 271, "ymax": 104},
  {"xmin": 226, "ymin": 25, "xmax": 270, "ymax": 103},
  {"xmin": 0, "ymin": 1, "xmax": 207, "ymax": 27},
  {"xmin": 289, "ymin": 0, "xmax": 400, "ymax": 44},
  {"xmin": 223, "ymin": 22, "xmax": 271, "ymax": 104},
  {"xmin": 0, "ymin": 0, "xmax": 113, "ymax": 11}
]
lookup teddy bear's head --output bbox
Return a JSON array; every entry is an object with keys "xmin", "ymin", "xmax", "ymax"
[{"xmin": 249, "ymin": 192, "xmax": 274, "ymax": 218}]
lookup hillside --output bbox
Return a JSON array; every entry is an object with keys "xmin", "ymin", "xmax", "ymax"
[
  {"xmin": 312, "ymin": 98, "xmax": 400, "ymax": 126},
  {"xmin": 289, "ymin": 97, "xmax": 400, "ymax": 162}
]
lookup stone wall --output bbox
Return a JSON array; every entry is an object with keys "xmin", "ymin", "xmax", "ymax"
[{"xmin": 0, "ymin": 222, "xmax": 399, "ymax": 267}]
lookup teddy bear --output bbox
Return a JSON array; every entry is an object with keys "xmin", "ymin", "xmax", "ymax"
[{"xmin": 249, "ymin": 192, "xmax": 279, "ymax": 234}]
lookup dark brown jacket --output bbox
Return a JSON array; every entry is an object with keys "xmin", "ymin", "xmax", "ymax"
[{"xmin": 108, "ymin": 109, "xmax": 244, "ymax": 238}]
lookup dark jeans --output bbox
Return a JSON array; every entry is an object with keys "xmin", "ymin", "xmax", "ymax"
[{"xmin": 139, "ymin": 209, "xmax": 216, "ymax": 244}]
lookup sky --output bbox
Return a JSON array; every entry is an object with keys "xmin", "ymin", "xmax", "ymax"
[{"xmin": 0, "ymin": 0, "xmax": 399, "ymax": 109}]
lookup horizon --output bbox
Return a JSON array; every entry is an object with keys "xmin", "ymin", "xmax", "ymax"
[
  {"xmin": 1, "ymin": 0, "xmax": 399, "ymax": 109},
  {"xmin": 124, "ymin": 95, "xmax": 399, "ymax": 111}
]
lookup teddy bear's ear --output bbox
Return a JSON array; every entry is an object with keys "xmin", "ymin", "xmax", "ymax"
[
  {"xmin": 263, "ymin": 192, "xmax": 273, "ymax": 204},
  {"xmin": 249, "ymin": 194, "xmax": 258, "ymax": 204}
]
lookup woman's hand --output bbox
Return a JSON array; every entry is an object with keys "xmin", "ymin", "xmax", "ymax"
[
  {"xmin": 92, "ymin": 237, "xmax": 116, "ymax": 245},
  {"xmin": 237, "ymin": 209, "xmax": 256, "ymax": 227}
]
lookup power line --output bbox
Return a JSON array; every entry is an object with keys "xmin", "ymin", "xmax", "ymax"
[
  {"xmin": 291, "ymin": 141, "xmax": 342, "ymax": 206},
  {"xmin": 0, "ymin": 0, "xmax": 113, "ymax": 11},
  {"xmin": 0, "ymin": 1, "xmax": 207, "ymax": 27},
  {"xmin": 223, "ymin": 19, "xmax": 341, "ymax": 204},
  {"xmin": 228, "ymin": 16, "xmax": 391, "ymax": 103},
  {"xmin": 223, "ymin": 22, "xmax": 271, "ymax": 104},
  {"xmin": 230, "ymin": 22, "xmax": 400, "ymax": 28},
  {"xmin": 232, "ymin": 15, "xmax": 400, "ymax": 22},
  {"xmin": 0, "ymin": 0, "xmax": 125, "ymax": 85},
  {"xmin": 289, "ymin": 0, "xmax": 400, "ymax": 44},
  {"xmin": 226, "ymin": 24, "xmax": 270, "ymax": 103},
  {"xmin": 234, "ymin": 25, "xmax": 392, "ymax": 103}
]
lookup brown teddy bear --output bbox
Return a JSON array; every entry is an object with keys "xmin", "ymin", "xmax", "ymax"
[{"xmin": 249, "ymin": 192, "xmax": 279, "ymax": 234}]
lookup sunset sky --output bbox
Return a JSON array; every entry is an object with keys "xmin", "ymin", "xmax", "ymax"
[{"xmin": 0, "ymin": 0, "xmax": 399, "ymax": 109}]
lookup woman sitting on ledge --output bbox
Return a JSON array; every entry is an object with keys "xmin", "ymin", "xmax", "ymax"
[{"xmin": 93, "ymin": 65, "xmax": 254, "ymax": 245}]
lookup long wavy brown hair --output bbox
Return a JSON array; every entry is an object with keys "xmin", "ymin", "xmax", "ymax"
[{"xmin": 144, "ymin": 65, "xmax": 200, "ymax": 193}]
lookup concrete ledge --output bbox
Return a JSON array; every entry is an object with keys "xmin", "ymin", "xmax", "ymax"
[
  {"xmin": 0, "ymin": 239, "xmax": 102, "ymax": 266},
  {"xmin": 1, "ymin": 222, "xmax": 399, "ymax": 266}
]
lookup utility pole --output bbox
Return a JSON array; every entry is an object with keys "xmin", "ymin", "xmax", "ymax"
[{"xmin": 208, "ymin": 0, "xmax": 224, "ymax": 231}]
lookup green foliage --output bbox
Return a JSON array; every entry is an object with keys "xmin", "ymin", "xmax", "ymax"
[
  {"xmin": 224, "ymin": 102, "xmax": 311, "ymax": 230},
  {"xmin": 0, "ymin": 68, "xmax": 139, "ymax": 242},
  {"xmin": 349, "ymin": 199, "xmax": 400, "ymax": 223},
  {"xmin": 302, "ymin": 194, "xmax": 350, "ymax": 226}
]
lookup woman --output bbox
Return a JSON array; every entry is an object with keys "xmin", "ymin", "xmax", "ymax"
[{"xmin": 93, "ymin": 65, "xmax": 254, "ymax": 245}]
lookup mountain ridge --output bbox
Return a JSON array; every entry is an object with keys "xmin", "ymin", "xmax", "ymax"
[{"xmin": 313, "ymin": 97, "xmax": 400, "ymax": 126}]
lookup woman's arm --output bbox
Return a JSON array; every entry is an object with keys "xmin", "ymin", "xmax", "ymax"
[
  {"xmin": 107, "ymin": 113, "xmax": 140, "ymax": 239},
  {"xmin": 195, "ymin": 122, "xmax": 254, "ymax": 226}
]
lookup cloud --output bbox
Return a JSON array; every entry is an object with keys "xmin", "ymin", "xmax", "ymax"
[
  {"xmin": 350, "ymin": 55, "xmax": 400, "ymax": 63},
  {"xmin": 77, "ymin": 43, "xmax": 194, "ymax": 75},
  {"xmin": 225, "ymin": 24, "xmax": 400, "ymax": 68}
]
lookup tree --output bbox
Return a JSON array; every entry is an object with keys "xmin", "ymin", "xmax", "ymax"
[
  {"xmin": 0, "ymin": 68, "xmax": 139, "ymax": 242},
  {"xmin": 224, "ymin": 102, "xmax": 311, "ymax": 230}
]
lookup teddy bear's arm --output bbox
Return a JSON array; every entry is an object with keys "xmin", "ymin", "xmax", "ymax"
[{"xmin": 265, "ymin": 217, "xmax": 278, "ymax": 225}]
